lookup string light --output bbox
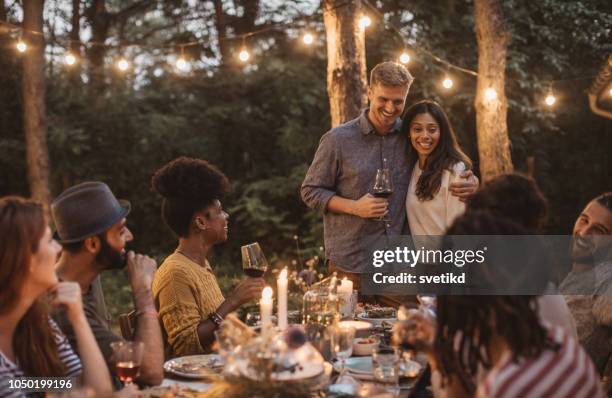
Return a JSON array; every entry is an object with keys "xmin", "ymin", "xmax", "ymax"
[
  {"xmin": 0, "ymin": 15, "xmax": 591, "ymax": 112},
  {"xmin": 116, "ymin": 58, "xmax": 130, "ymax": 72},
  {"xmin": 238, "ymin": 48, "xmax": 250, "ymax": 62},
  {"xmin": 64, "ymin": 52, "xmax": 77, "ymax": 66},
  {"xmin": 359, "ymin": 15, "xmax": 372, "ymax": 30},
  {"xmin": 399, "ymin": 52, "xmax": 410, "ymax": 64},
  {"xmin": 442, "ymin": 76, "xmax": 454, "ymax": 89},
  {"xmin": 175, "ymin": 57, "xmax": 189, "ymax": 72},
  {"xmin": 16, "ymin": 40, "xmax": 27, "ymax": 53},
  {"xmin": 302, "ymin": 32, "xmax": 314, "ymax": 45}
]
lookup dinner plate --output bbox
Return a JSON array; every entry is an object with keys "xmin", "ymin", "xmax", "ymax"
[
  {"xmin": 163, "ymin": 354, "xmax": 223, "ymax": 379},
  {"xmin": 338, "ymin": 356, "xmax": 373, "ymax": 375},
  {"xmin": 236, "ymin": 359, "xmax": 324, "ymax": 382},
  {"xmin": 356, "ymin": 312, "xmax": 397, "ymax": 327}
]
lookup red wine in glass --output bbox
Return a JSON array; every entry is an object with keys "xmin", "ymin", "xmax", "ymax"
[
  {"xmin": 241, "ymin": 242, "xmax": 268, "ymax": 277},
  {"xmin": 116, "ymin": 361, "xmax": 140, "ymax": 383},
  {"xmin": 372, "ymin": 190, "xmax": 393, "ymax": 199},
  {"xmin": 110, "ymin": 341, "xmax": 144, "ymax": 386},
  {"xmin": 372, "ymin": 168, "xmax": 393, "ymax": 221}
]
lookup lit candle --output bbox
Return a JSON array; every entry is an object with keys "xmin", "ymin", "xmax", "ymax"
[
  {"xmin": 338, "ymin": 277, "xmax": 354, "ymax": 318},
  {"xmin": 260, "ymin": 286, "xmax": 273, "ymax": 332},
  {"xmin": 278, "ymin": 268, "xmax": 288, "ymax": 330}
]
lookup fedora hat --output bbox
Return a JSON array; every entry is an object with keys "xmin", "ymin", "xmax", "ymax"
[{"xmin": 51, "ymin": 182, "xmax": 131, "ymax": 244}]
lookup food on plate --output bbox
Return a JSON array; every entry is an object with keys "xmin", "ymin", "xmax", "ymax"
[{"xmin": 364, "ymin": 304, "xmax": 396, "ymax": 319}]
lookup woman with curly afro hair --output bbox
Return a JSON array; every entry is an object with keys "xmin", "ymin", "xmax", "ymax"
[{"xmin": 151, "ymin": 157, "xmax": 265, "ymax": 357}]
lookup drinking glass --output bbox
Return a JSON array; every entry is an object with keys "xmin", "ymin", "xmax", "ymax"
[
  {"xmin": 372, "ymin": 346, "xmax": 400, "ymax": 393},
  {"xmin": 417, "ymin": 294, "xmax": 437, "ymax": 317},
  {"xmin": 372, "ymin": 168, "xmax": 393, "ymax": 222},
  {"xmin": 245, "ymin": 312, "xmax": 261, "ymax": 327},
  {"xmin": 330, "ymin": 324, "xmax": 355, "ymax": 375},
  {"xmin": 110, "ymin": 341, "xmax": 144, "ymax": 386},
  {"xmin": 241, "ymin": 242, "xmax": 269, "ymax": 277}
]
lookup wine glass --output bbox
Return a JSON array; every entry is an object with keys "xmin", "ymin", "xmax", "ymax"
[
  {"xmin": 330, "ymin": 324, "xmax": 355, "ymax": 376},
  {"xmin": 372, "ymin": 168, "xmax": 393, "ymax": 222},
  {"xmin": 372, "ymin": 346, "xmax": 400, "ymax": 393},
  {"xmin": 110, "ymin": 341, "xmax": 144, "ymax": 386},
  {"xmin": 241, "ymin": 242, "xmax": 269, "ymax": 277}
]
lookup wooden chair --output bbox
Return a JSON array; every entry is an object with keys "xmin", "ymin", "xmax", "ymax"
[{"xmin": 118, "ymin": 310, "xmax": 137, "ymax": 340}]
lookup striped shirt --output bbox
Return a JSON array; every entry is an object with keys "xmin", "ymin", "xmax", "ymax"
[
  {"xmin": 477, "ymin": 325, "xmax": 604, "ymax": 398},
  {"xmin": 0, "ymin": 319, "xmax": 82, "ymax": 398}
]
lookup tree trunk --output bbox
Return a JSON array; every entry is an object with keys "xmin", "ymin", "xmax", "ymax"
[
  {"xmin": 87, "ymin": 0, "xmax": 110, "ymax": 92},
  {"xmin": 323, "ymin": 0, "xmax": 368, "ymax": 128},
  {"xmin": 0, "ymin": 0, "xmax": 7, "ymax": 22},
  {"xmin": 213, "ymin": 0, "xmax": 231, "ymax": 66},
  {"xmin": 473, "ymin": 0, "xmax": 513, "ymax": 181},
  {"xmin": 69, "ymin": 0, "xmax": 81, "ymax": 83},
  {"xmin": 22, "ymin": 0, "xmax": 51, "ymax": 204}
]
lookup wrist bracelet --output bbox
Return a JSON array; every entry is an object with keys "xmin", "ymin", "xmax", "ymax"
[
  {"xmin": 136, "ymin": 309, "xmax": 158, "ymax": 318},
  {"xmin": 209, "ymin": 312, "xmax": 224, "ymax": 328}
]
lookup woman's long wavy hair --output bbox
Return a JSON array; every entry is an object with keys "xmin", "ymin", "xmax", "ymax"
[
  {"xmin": 0, "ymin": 196, "xmax": 66, "ymax": 376},
  {"xmin": 434, "ymin": 211, "xmax": 557, "ymax": 393},
  {"xmin": 402, "ymin": 100, "xmax": 472, "ymax": 201}
]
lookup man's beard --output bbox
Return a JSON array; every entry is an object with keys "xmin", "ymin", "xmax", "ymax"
[
  {"xmin": 97, "ymin": 236, "xmax": 127, "ymax": 270},
  {"xmin": 571, "ymin": 235, "xmax": 612, "ymax": 265}
]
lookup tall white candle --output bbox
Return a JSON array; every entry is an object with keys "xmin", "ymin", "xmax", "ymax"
[
  {"xmin": 338, "ymin": 277, "xmax": 354, "ymax": 318},
  {"xmin": 277, "ymin": 268, "xmax": 288, "ymax": 330},
  {"xmin": 260, "ymin": 286, "xmax": 273, "ymax": 332}
]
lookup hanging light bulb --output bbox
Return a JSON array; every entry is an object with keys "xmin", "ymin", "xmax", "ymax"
[
  {"xmin": 544, "ymin": 92, "xmax": 556, "ymax": 106},
  {"xmin": 303, "ymin": 32, "xmax": 314, "ymax": 45},
  {"xmin": 64, "ymin": 52, "xmax": 77, "ymax": 66},
  {"xmin": 116, "ymin": 58, "xmax": 130, "ymax": 72},
  {"xmin": 359, "ymin": 15, "xmax": 372, "ymax": 30},
  {"xmin": 175, "ymin": 57, "xmax": 189, "ymax": 72},
  {"xmin": 399, "ymin": 52, "xmax": 410, "ymax": 64},
  {"xmin": 484, "ymin": 88, "xmax": 497, "ymax": 101},
  {"xmin": 16, "ymin": 40, "xmax": 27, "ymax": 53},
  {"xmin": 442, "ymin": 77, "xmax": 454, "ymax": 89},
  {"xmin": 239, "ymin": 48, "xmax": 250, "ymax": 62}
]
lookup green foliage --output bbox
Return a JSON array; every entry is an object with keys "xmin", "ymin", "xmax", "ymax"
[{"xmin": 1, "ymin": 1, "xmax": 610, "ymax": 320}]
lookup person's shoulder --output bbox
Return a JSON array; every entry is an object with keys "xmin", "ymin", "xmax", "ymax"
[
  {"xmin": 327, "ymin": 116, "xmax": 361, "ymax": 138},
  {"xmin": 155, "ymin": 253, "xmax": 198, "ymax": 285}
]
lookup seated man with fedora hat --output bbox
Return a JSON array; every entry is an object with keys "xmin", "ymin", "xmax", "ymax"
[{"xmin": 52, "ymin": 182, "xmax": 164, "ymax": 387}]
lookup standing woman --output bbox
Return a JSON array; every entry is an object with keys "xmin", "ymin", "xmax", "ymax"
[
  {"xmin": 151, "ymin": 157, "xmax": 265, "ymax": 358},
  {"xmin": 0, "ymin": 197, "xmax": 112, "ymax": 397},
  {"xmin": 403, "ymin": 100, "xmax": 473, "ymax": 236}
]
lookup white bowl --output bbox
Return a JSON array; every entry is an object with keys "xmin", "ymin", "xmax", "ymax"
[{"xmin": 352, "ymin": 337, "xmax": 380, "ymax": 356}]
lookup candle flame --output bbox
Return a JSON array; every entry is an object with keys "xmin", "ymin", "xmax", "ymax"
[
  {"xmin": 262, "ymin": 286, "xmax": 273, "ymax": 299},
  {"xmin": 279, "ymin": 268, "xmax": 288, "ymax": 280}
]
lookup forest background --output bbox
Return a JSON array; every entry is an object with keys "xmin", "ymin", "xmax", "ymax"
[{"xmin": 1, "ymin": 0, "xmax": 610, "ymax": 321}]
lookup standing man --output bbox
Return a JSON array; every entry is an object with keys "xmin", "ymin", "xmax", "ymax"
[
  {"xmin": 301, "ymin": 62, "xmax": 477, "ymax": 305},
  {"xmin": 560, "ymin": 192, "xmax": 612, "ymax": 383},
  {"xmin": 51, "ymin": 182, "xmax": 164, "ymax": 387}
]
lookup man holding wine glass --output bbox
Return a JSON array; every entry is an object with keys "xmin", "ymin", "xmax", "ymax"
[{"xmin": 301, "ymin": 62, "xmax": 478, "ymax": 306}]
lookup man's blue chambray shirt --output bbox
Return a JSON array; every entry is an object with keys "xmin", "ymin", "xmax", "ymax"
[{"xmin": 301, "ymin": 109, "xmax": 414, "ymax": 273}]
